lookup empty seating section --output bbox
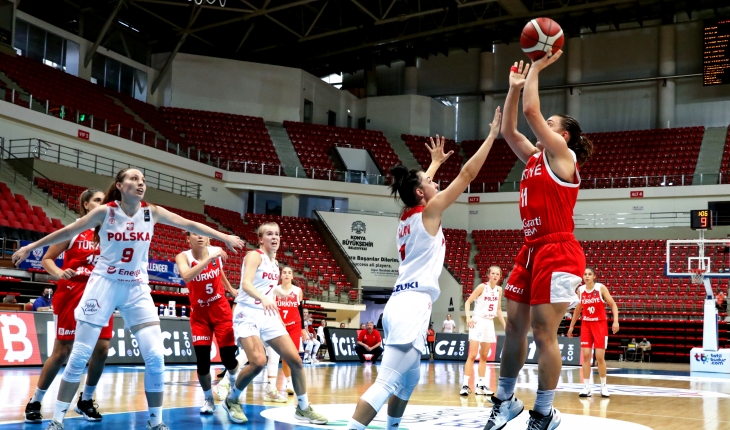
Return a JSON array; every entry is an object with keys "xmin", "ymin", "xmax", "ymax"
[
  {"xmin": 160, "ymin": 107, "xmax": 280, "ymax": 174},
  {"xmin": 0, "ymin": 181, "xmax": 61, "ymax": 235},
  {"xmin": 283, "ymin": 122, "xmax": 401, "ymax": 179},
  {"xmin": 460, "ymin": 139, "xmax": 517, "ymax": 192},
  {"xmin": 719, "ymin": 126, "xmax": 730, "ymax": 184},
  {"xmin": 401, "ymin": 135, "xmax": 463, "ymax": 184},
  {"xmin": 472, "ymin": 229, "xmax": 522, "ymax": 295},
  {"xmin": 580, "ymin": 127, "xmax": 704, "ymax": 188},
  {"xmin": 442, "ymin": 229, "xmax": 474, "ymax": 298},
  {"xmin": 0, "ymin": 54, "xmax": 152, "ymax": 141},
  {"xmin": 111, "ymin": 91, "xmax": 184, "ymax": 146}
]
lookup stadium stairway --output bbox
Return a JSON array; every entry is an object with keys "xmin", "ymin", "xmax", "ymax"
[
  {"xmin": 108, "ymin": 95, "xmax": 166, "ymax": 143},
  {"xmin": 466, "ymin": 231, "xmax": 482, "ymax": 286},
  {"xmin": 501, "ymin": 159, "xmax": 526, "ymax": 192},
  {"xmin": 384, "ymin": 133, "xmax": 421, "ymax": 171},
  {"xmin": 693, "ymin": 126, "xmax": 728, "ymax": 185},
  {"xmin": 266, "ymin": 122, "xmax": 303, "ymax": 175}
]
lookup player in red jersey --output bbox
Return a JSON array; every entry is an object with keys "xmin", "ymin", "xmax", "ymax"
[
  {"xmin": 13, "ymin": 168, "xmax": 244, "ymax": 430},
  {"xmin": 484, "ymin": 52, "xmax": 594, "ymax": 430},
  {"xmin": 567, "ymin": 267, "xmax": 619, "ymax": 398},
  {"xmin": 175, "ymin": 232, "xmax": 241, "ymax": 414},
  {"xmin": 24, "ymin": 189, "xmax": 112, "ymax": 423}
]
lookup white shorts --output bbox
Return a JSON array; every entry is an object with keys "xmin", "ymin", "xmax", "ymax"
[
  {"xmin": 233, "ymin": 306, "xmax": 288, "ymax": 343},
  {"xmin": 75, "ymin": 273, "xmax": 159, "ymax": 330},
  {"xmin": 468, "ymin": 317, "xmax": 496, "ymax": 343},
  {"xmin": 383, "ymin": 291, "xmax": 432, "ymax": 355}
]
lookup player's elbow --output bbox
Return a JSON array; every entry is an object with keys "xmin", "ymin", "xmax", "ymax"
[{"xmin": 522, "ymin": 104, "xmax": 539, "ymax": 118}]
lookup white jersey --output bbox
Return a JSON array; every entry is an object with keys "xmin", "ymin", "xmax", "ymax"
[
  {"xmin": 473, "ymin": 284, "xmax": 501, "ymax": 319},
  {"xmin": 235, "ymin": 249, "xmax": 279, "ymax": 308},
  {"xmin": 93, "ymin": 201, "xmax": 153, "ymax": 283},
  {"xmin": 392, "ymin": 206, "xmax": 445, "ymax": 303}
]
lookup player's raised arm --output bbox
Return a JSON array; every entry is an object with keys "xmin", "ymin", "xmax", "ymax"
[{"xmin": 502, "ymin": 61, "xmax": 539, "ymax": 163}]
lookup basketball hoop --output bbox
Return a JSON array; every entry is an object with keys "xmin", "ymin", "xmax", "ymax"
[{"xmin": 690, "ymin": 268, "xmax": 707, "ymax": 285}]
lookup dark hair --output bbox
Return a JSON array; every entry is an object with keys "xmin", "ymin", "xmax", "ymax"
[
  {"xmin": 554, "ymin": 114, "xmax": 593, "ymax": 167},
  {"xmin": 389, "ymin": 165, "xmax": 422, "ymax": 208},
  {"xmin": 78, "ymin": 188, "xmax": 102, "ymax": 216},
  {"xmin": 585, "ymin": 267, "xmax": 596, "ymax": 276},
  {"xmin": 94, "ymin": 168, "xmax": 143, "ymax": 243}
]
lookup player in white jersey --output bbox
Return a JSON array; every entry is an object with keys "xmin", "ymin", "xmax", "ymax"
[
  {"xmin": 346, "ymin": 108, "xmax": 502, "ymax": 430},
  {"xmin": 223, "ymin": 222, "xmax": 327, "ymax": 425},
  {"xmin": 461, "ymin": 266, "xmax": 506, "ymax": 396},
  {"xmin": 13, "ymin": 168, "xmax": 244, "ymax": 430}
]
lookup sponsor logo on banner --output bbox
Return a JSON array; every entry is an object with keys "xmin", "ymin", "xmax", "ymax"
[
  {"xmin": 351, "ymin": 221, "xmax": 366, "ymax": 234},
  {"xmin": 17, "ymin": 240, "xmax": 64, "ymax": 272},
  {"xmin": 32, "ymin": 248, "xmax": 43, "ymax": 259},
  {"xmin": 0, "ymin": 313, "xmax": 42, "ymax": 365},
  {"xmin": 81, "ymin": 299, "xmax": 102, "ymax": 315},
  {"xmin": 433, "ymin": 333, "xmax": 467, "ymax": 359}
]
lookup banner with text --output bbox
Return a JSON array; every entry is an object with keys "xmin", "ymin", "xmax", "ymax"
[
  {"xmin": 324, "ymin": 328, "xmax": 430, "ymax": 362},
  {"xmin": 316, "ymin": 211, "xmax": 399, "ymax": 288}
]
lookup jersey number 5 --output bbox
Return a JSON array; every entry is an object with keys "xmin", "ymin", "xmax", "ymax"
[{"xmin": 205, "ymin": 283, "xmax": 213, "ymax": 295}]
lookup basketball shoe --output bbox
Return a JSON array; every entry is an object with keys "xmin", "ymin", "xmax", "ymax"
[
  {"xmin": 46, "ymin": 420, "xmax": 63, "ymax": 429},
  {"xmin": 600, "ymin": 385, "xmax": 610, "ymax": 397},
  {"xmin": 459, "ymin": 385, "xmax": 472, "ymax": 396},
  {"xmin": 263, "ymin": 385, "xmax": 287, "ymax": 403},
  {"xmin": 295, "ymin": 405, "xmax": 328, "ymax": 424},
  {"xmin": 74, "ymin": 393, "xmax": 102, "ymax": 421},
  {"xmin": 223, "ymin": 398, "xmax": 248, "ymax": 423},
  {"xmin": 147, "ymin": 421, "xmax": 170, "ymax": 430},
  {"xmin": 200, "ymin": 397, "xmax": 216, "ymax": 414},
  {"xmin": 483, "ymin": 395, "xmax": 524, "ymax": 430},
  {"xmin": 476, "ymin": 384, "xmax": 494, "ymax": 396},
  {"xmin": 24, "ymin": 399, "xmax": 42, "ymax": 423},
  {"xmin": 578, "ymin": 386, "xmax": 592, "ymax": 397},
  {"xmin": 526, "ymin": 408, "xmax": 561, "ymax": 430}
]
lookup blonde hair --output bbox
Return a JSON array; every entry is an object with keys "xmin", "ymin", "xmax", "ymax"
[
  {"xmin": 186, "ymin": 231, "xmax": 211, "ymax": 246},
  {"xmin": 488, "ymin": 265, "xmax": 502, "ymax": 276},
  {"xmin": 257, "ymin": 222, "xmax": 279, "ymax": 237}
]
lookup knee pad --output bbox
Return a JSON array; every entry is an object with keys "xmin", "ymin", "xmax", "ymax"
[
  {"xmin": 266, "ymin": 347, "xmax": 280, "ymax": 376},
  {"xmin": 220, "ymin": 346, "xmax": 239, "ymax": 370},
  {"xmin": 393, "ymin": 365, "xmax": 420, "ymax": 400},
  {"xmin": 361, "ymin": 366, "xmax": 402, "ymax": 410},
  {"xmin": 62, "ymin": 343, "xmax": 93, "ymax": 383},
  {"xmin": 194, "ymin": 345, "xmax": 212, "ymax": 375},
  {"xmin": 135, "ymin": 326, "xmax": 166, "ymax": 392}
]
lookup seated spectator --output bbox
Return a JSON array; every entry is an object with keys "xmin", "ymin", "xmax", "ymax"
[
  {"xmin": 355, "ymin": 321, "xmax": 383, "ymax": 364},
  {"xmin": 717, "ymin": 291, "xmax": 727, "ymax": 311},
  {"xmin": 339, "ymin": 323, "xmax": 346, "ymax": 328},
  {"xmin": 33, "ymin": 287, "xmax": 53, "ymax": 311},
  {"xmin": 627, "ymin": 337, "xmax": 637, "ymax": 351},
  {"xmin": 638, "ymin": 338, "xmax": 651, "ymax": 349},
  {"xmin": 3, "ymin": 294, "xmax": 17, "ymax": 304}
]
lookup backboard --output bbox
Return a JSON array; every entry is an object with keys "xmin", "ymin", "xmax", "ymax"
[{"xmin": 665, "ymin": 239, "xmax": 730, "ymax": 279}]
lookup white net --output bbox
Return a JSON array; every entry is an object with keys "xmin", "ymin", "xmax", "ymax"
[{"xmin": 689, "ymin": 268, "xmax": 706, "ymax": 285}]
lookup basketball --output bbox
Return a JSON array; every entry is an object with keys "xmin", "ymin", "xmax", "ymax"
[{"xmin": 520, "ymin": 18, "xmax": 564, "ymax": 61}]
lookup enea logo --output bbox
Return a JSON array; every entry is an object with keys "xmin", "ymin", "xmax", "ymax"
[
  {"xmin": 351, "ymin": 220, "xmax": 366, "ymax": 234},
  {"xmin": 0, "ymin": 313, "xmax": 42, "ymax": 365}
]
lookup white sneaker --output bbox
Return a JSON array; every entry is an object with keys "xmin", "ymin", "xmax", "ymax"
[
  {"xmin": 311, "ymin": 357, "xmax": 320, "ymax": 364},
  {"xmin": 476, "ymin": 384, "xmax": 494, "ymax": 396},
  {"xmin": 263, "ymin": 387, "xmax": 288, "ymax": 403},
  {"xmin": 215, "ymin": 378, "xmax": 231, "ymax": 400},
  {"xmin": 459, "ymin": 385, "xmax": 471, "ymax": 396},
  {"xmin": 200, "ymin": 397, "xmax": 215, "ymax": 414},
  {"xmin": 600, "ymin": 385, "xmax": 610, "ymax": 397},
  {"xmin": 578, "ymin": 386, "xmax": 592, "ymax": 397},
  {"xmin": 286, "ymin": 383, "xmax": 295, "ymax": 395},
  {"xmin": 303, "ymin": 358, "xmax": 312, "ymax": 364}
]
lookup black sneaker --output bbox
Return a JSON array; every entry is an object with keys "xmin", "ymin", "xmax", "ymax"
[
  {"xmin": 74, "ymin": 394, "xmax": 103, "ymax": 421},
  {"xmin": 526, "ymin": 408, "xmax": 561, "ymax": 430},
  {"xmin": 24, "ymin": 399, "xmax": 42, "ymax": 423}
]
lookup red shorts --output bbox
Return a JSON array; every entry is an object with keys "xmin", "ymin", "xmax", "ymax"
[
  {"xmin": 504, "ymin": 233, "xmax": 585, "ymax": 306},
  {"xmin": 580, "ymin": 321, "xmax": 608, "ymax": 349},
  {"xmin": 285, "ymin": 321, "xmax": 303, "ymax": 350},
  {"xmin": 54, "ymin": 279, "xmax": 113, "ymax": 341},
  {"xmin": 189, "ymin": 300, "xmax": 235, "ymax": 347}
]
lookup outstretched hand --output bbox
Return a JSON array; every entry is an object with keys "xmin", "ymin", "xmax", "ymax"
[
  {"xmin": 488, "ymin": 106, "xmax": 502, "ymax": 139},
  {"xmin": 531, "ymin": 49, "xmax": 563, "ymax": 72},
  {"xmin": 426, "ymin": 134, "xmax": 453, "ymax": 165},
  {"xmin": 509, "ymin": 61, "xmax": 530, "ymax": 89},
  {"xmin": 224, "ymin": 235, "xmax": 245, "ymax": 253}
]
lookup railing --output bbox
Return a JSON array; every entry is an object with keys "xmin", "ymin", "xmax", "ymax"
[
  {"xmin": 574, "ymin": 212, "xmax": 690, "ymax": 229},
  {"xmin": 4, "ymin": 138, "xmax": 202, "ymax": 199},
  {"xmin": 495, "ymin": 173, "xmax": 722, "ymax": 192}
]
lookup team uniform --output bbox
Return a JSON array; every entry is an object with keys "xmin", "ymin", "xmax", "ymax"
[
  {"xmin": 469, "ymin": 285, "xmax": 500, "ymax": 344},
  {"xmin": 233, "ymin": 249, "xmax": 286, "ymax": 342},
  {"xmin": 275, "ymin": 285, "xmax": 303, "ymax": 350},
  {"xmin": 577, "ymin": 284, "xmax": 608, "ymax": 349},
  {"xmin": 505, "ymin": 150, "xmax": 586, "ymax": 306},
  {"xmin": 54, "ymin": 228, "xmax": 114, "ymax": 341},
  {"xmin": 75, "ymin": 201, "xmax": 158, "ymax": 329},
  {"xmin": 183, "ymin": 246, "xmax": 235, "ymax": 348},
  {"xmin": 384, "ymin": 206, "xmax": 445, "ymax": 354}
]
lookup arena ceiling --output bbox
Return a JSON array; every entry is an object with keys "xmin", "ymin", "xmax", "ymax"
[{"xmin": 17, "ymin": 0, "xmax": 730, "ymax": 79}]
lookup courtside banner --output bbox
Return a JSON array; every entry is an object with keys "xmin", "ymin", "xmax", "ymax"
[
  {"xmin": 489, "ymin": 335, "xmax": 581, "ymax": 365},
  {"xmin": 17, "ymin": 240, "xmax": 63, "ymax": 271},
  {"xmin": 433, "ymin": 333, "xmax": 469, "ymax": 360},
  {"xmin": 325, "ymin": 328, "xmax": 430, "ymax": 362},
  {"xmin": 316, "ymin": 211, "xmax": 399, "ymax": 288},
  {"xmin": 0, "ymin": 312, "xmax": 223, "ymax": 366}
]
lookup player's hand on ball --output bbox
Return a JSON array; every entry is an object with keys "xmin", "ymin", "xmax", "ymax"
[
  {"xmin": 60, "ymin": 268, "xmax": 77, "ymax": 280},
  {"xmin": 531, "ymin": 49, "xmax": 563, "ymax": 71},
  {"xmin": 488, "ymin": 106, "xmax": 502, "ymax": 138},
  {"xmin": 225, "ymin": 235, "xmax": 244, "ymax": 253},
  {"xmin": 509, "ymin": 61, "xmax": 530, "ymax": 89},
  {"xmin": 567, "ymin": 327, "xmax": 573, "ymax": 338},
  {"xmin": 426, "ymin": 134, "xmax": 453, "ymax": 164},
  {"xmin": 612, "ymin": 322, "xmax": 619, "ymax": 334},
  {"xmin": 11, "ymin": 246, "xmax": 31, "ymax": 267}
]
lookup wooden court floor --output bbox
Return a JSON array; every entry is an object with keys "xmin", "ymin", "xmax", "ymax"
[{"xmin": 0, "ymin": 360, "xmax": 728, "ymax": 430}]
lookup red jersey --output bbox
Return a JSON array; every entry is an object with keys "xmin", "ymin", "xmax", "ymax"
[
  {"xmin": 358, "ymin": 329, "xmax": 382, "ymax": 348},
  {"xmin": 276, "ymin": 285, "xmax": 302, "ymax": 327},
  {"xmin": 578, "ymin": 283, "xmax": 607, "ymax": 322},
  {"xmin": 519, "ymin": 151, "xmax": 580, "ymax": 241},
  {"xmin": 62, "ymin": 229, "xmax": 99, "ymax": 282},
  {"xmin": 182, "ymin": 246, "xmax": 226, "ymax": 309}
]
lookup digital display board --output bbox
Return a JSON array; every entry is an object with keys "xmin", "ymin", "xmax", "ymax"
[
  {"xmin": 690, "ymin": 209, "xmax": 713, "ymax": 230},
  {"xmin": 704, "ymin": 19, "xmax": 730, "ymax": 86}
]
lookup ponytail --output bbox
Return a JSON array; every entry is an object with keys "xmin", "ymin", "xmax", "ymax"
[
  {"xmin": 94, "ymin": 168, "xmax": 132, "ymax": 243},
  {"xmin": 389, "ymin": 165, "xmax": 422, "ymax": 208},
  {"xmin": 555, "ymin": 114, "xmax": 594, "ymax": 167},
  {"xmin": 78, "ymin": 188, "xmax": 102, "ymax": 216}
]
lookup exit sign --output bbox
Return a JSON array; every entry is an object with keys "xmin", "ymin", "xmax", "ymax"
[{"xmin": 468, "ymin": 196, "xmax": 480, "ymax": 203}]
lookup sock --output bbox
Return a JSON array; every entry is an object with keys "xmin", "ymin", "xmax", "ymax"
[
  {"xmin": 82, "ymin": 384, "xmax": 96, "ymax": 401},
  {"xmin": 346, "ymin": 418, "xmax": 367, "ymax": 430},
  {"xmin": 462, "ymin": 375, "xmax": 470, "ymax": 387},
  {"xmin": 600, "ymin": 377, "xmax": 607, "ymax": 386},
  {"xmin": 583, "ymin": 378, "xmax": 591, "ymax": 388},
  {"xmin": 31, "ymin": 388, "xmax": 47, "ymax": 403},
  {"xmin": 228, "ymin": 386, "xmax": 242, "ymax": 402},
  {"xmin": 148, "ymin": 406, "xmax": 163, "ymax": 427},
  {"xmin": 286, "ymin": 376, "xmax": 292, "ymax": 385},
  {"xmin": 53, "ymin": 401, "xmax": 71, "ymax": 423},
  {"xmin": 477, "ymin": 377, "xmax": 485, "ymax": 387},
  {"xmin": 268, "ymin": 377, "xmax": 277, "ymax": 390},
  {"xmin": 203, "ymin": 389, "xmax": 212, "ymax": 399},
  {"xmin": 534, "ymin": 389, "xmax": 555, "ymax": 416},
  {"xmin": 297, "ymin": 393, "xmax": 309, "ymax": 410},
  {"xmin": 227, "ymin": 368, "xmax": 238, "ymax": 385},
  {"xmin": 387, "ymin": 415, "xmax": 402, "ymax": 429},
  {"xmin": 496, "ymin": 377, "xmax": 517, "ymax": 401}
]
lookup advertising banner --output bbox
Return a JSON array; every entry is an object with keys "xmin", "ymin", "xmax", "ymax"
[
  {"xmin": 17, "ymin": 240, "xmax": 63, "ymax": 272},
  {"xmin": 324, "ymin": 328, "xmax": 430, "ymax": 362},
  {"xmin": 316, "ymin": 211, "xmax": 400, "ymax": 288},
  {"xmin": 431, "ymin": 333, "xmax": 581, "ymax": 365},
  {"xmin": 0, "ymin": 311, "xmax": 223, "ymax": 366},
  {"xmin": 690, "ymin": 348, "xmax": 730, "ymax": 373}
]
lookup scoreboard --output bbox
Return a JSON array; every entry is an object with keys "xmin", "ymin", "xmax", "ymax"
[
  {"xmin": 704, "ymin": 19, "xmax": 730, "ymax": 86},
  {"xmin": 690, "ymin": 209, "xmax": 713, "ymax": 230}
]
